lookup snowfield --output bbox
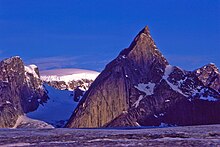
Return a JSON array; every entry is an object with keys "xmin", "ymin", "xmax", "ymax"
[
  {"xmin": 40, "ymin": 68, "xmax": 100, "ymax": 82},
  {"xmin": 26, "ymin": 68, "xmax": 100, "ymax": 127},
  {"xmin": 27, "ymin": 84, "xmax": 80, "ymax": 127}
]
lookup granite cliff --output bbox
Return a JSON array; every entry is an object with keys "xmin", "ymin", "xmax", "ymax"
[
  {"xmin": 66, "ymin": 26, "xmax": 220, "ymax": 128},
  {"xmin": 0, "ymin": 56, "xmax": 48, "ymax": 128}
]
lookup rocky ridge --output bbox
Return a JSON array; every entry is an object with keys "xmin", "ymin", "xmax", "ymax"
[
  {"xmin": 0, "ymin": 56, "xmax": 48, "ymax": 128},
  {"xmin": 43, "ymin": 79, "xmax": 94, "ymax": 91},
  {"xmin": 194, "ymin": 63, "xmax": 220, "ymax": 93},
  {"xmin": 66, "ymin": 26, "xmax": 220, "ymax": 128}
]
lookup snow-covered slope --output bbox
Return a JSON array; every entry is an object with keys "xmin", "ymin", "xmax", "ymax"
[
  {"xmin": 27, "ymin": 84, "xmax": 80, "ymax": 127},
  {"xmin": 26, "ymin": 69, "xmax": 99, "ymax": 127},
  {"xmin": 40, "ymin": 68, "xmax": 99, "ymax": 82}
]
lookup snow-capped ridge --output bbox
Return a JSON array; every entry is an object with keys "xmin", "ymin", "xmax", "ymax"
[
  {"xmin": 40, "ymin": 68, "xmax": 100, "ymax": 91},
  {"xmin": 162, "ymin": 65, "xmax": 188, "ymax": 97},
  {"xmin": 162, "ymin": 65, "xmax": 220, "ymax": 101},
  {"xmin": 40, "ymin": 68, "xmax": 99, "ymax": 82}
]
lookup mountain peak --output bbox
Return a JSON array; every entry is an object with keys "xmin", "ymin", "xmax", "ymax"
[
  {"xmin": 139, "ymin": 26, "xmax": 150, "ymax": 35},
  {"xmin": 2, "ymin": 56, "xmax": 22, "ymax": 64},
  {"xmin": 207, "ymin": 63, "xmax": 219, "ymax": 72},
  {"xmin": 194, "ymin": 63, "xmax": 220, "ymax": 93},
  {"xmin": 66, "ymin": 26, "xmax": 171, "ymax": 128},
  {"xmin": 66, "ymin": 26, "xmax": 220, "ymax": 129},
  {"xmin": 196, "ymin": 63, "xmax": 219, "ymax": 74},
  {"xmin": 119, "ymin": 26, "xmax": 168, "ymax": 67}
]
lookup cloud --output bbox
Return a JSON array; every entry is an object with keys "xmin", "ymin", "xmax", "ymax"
[
  {"xmin": 26, "ymin": 54, "xmax": 112, "ymax": 72},
  {"xmin": 27, "ymin": 56, "xmax": 77, "ymax": 70}
]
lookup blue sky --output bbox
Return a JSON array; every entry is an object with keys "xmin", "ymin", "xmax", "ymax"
[{"xmin": 0, "ymin": 0, "xmax": 219, "ymax": 71}]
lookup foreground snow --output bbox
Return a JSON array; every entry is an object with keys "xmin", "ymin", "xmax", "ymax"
[
  {"xmin": 1, "ymin": 125, "xmax": 219, "ymax": 146},
  {"xmin": 27, "ymin": 84, "xmax": 80, "ymax": 127}
]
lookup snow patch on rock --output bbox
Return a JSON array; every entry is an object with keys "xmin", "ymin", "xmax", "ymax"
[
  {"xmin": 192, "ymin": 88, "xmax": 218, "ymax": 102},
  {"xmin": 134, "ymin": 82, "xmax": 155, "ymax": 96},
  {"xmin": 25, "ymin": 65, "xmax": 39, "ymax": 78},
  {"xmin": 40, "ymin": 68, "xmax": 100, "ymax": 91},
  {"xmin": 133, "ymin": 82, "xmax": 156, "ymax": 108},
  {"xmin": 5, "ymin": 101, "xmax": 11, "ymax": 104},
  {"xmin": 200, "ymin": 96, "xmax": 218, "ymax": 101},
  {"xmin": 163, "ymin": 65, "xmax": 187, "ymax": 97}
]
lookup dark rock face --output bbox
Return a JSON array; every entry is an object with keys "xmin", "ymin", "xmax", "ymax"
[
  {"xmin": 0, "ymin": 56, "xmax": 48, "ymax": 128},
  {"xmin": 66, "ymin": 26, "xmax": 220, "ymax": 128},
  {"xmin": 22, "ymin": 65, "xmax": 48, "ymax": 113},
  {"xmin": 74, "ymin": 87, "xmax": 84, "ymax": 102}
]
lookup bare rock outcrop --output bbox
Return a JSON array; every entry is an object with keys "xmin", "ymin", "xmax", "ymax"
[
  {"xmin": 0, "ymin": 56, "xmax": 48, "ymax": 128},
  {"xmin": 194, "ymin": 63, "xmax": 220, "ymax": 93}
]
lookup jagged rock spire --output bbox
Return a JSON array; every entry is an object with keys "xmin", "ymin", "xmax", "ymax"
[
  {"xmin": 119, "ymin": 26, "xmax": 168, "ymax": 67},
  {"xmin": 66, "ymin": 26, "xmax": 220, "ymax": 128},
  {"xmin": 66, "ymin": 26, "xmax": 170, "ymax": 128}
]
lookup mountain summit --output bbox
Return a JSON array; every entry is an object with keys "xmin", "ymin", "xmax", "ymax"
[
  {"xmin": 66, "ymin": 26, "xmax": 220, "ymax": 128},
  {"xmin": 120, "ymin": 26, "xmax": 168, "ymax": 66},
  {"xmin": 194, "ymin": 63, "xmax": 220, "ymax": 93},
  {"xmin": 0, "ymin": 56, "xmax": 48, "ymax": 128}
]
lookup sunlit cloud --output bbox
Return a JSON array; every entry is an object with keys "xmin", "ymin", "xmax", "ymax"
[{"xmin": 26, "ymin": 55, "xmax": 111, "ymax": 71}]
